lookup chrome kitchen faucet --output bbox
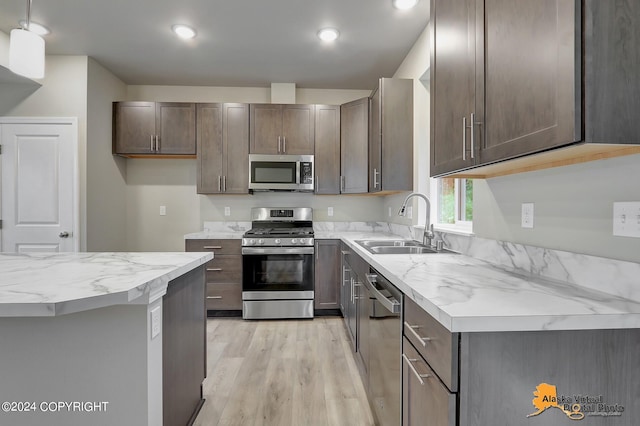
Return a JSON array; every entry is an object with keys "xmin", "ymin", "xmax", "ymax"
[{"xmin": 398, "ymin": 192, "xmax": 434, "ymax": 248}]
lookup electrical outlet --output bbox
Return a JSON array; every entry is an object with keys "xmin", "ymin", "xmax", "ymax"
[
  {"xmin": 388, "ymin": 206, "xmax": 392, "ymax": 217},
  {"xmin": 613, "ymin": 202, "xmax": 640, "ymax": 238},
  {"xmin": 328, "ymin": 207, "xmax": 334, "ymax": 217},
  {"xmin": 521, "ymin": 203, "xmax": 534, "ymax": 228},
  {"xmin": 407, "ymin": 206, "xmax": 413, "ymax": 219},
  {"xmin": 224, "ymin": 206, "xmax": 231, "ymax": 216},
  {"xmin": 150, "ymin": 306, "xmax": 161, "ymax": 339},
  {"xmin": 159, "ymin": 205, "xmax": 166, "ymax": 216}
]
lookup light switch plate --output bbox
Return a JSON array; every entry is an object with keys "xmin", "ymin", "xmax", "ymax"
[
  {"xmin": 224, "ymin": 206, "xmax": 231, "ymax": 216},
  {"xmin": 328, "ymin": 207, "xmax": 334, "ymax": 217},
  {"xmin": 407, "ymin": 206, "xmax": 413, "ymax": 219},
  {"xmin": 521, "ymin": 203, "xmax": 534, "ymax": 228},
  {"xmin": 388, "ymin": 206, "xmax": 392, "ymax": 217},
  {"xmin": 150, "ymin": 306, "xmax": 161, "ymax": 339},
  {"xmin": 613, "ymin": 202, "xmax": 640, "ymax": 238},
  {"xmin": 159, "ymin": 205, "xmax": 166, "ymax": 216}
]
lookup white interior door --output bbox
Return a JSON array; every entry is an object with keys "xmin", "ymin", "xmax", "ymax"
[{"xmin": 1, "ymin": 120, "xmax": 78, "ymax": 252}]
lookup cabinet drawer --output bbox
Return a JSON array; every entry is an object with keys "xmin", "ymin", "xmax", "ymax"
[
  {"xmin": 185, "ymin": 239, "xmax": 241, "ymax": 255},
  {"xmin": 205, "ymin": 255, "xmax": 241, "ymax": 283},
  {"xmin": 403, "ymin": 297, "xmax": 458, "ymax": 392},
  {"xmin": 206, "ymin": 283, "xmax": 242, "ymax": 310},
  {"xmin": 402, "ymin": 337, "xmax": 456, "ymax": 426}
]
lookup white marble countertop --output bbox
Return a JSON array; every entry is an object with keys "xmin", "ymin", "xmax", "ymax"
[
  {"xmin": 316, "ymin": 231, "xmax": 640, "ymax": 333},
  {"xmin": 0, "ymin": 252, "xmax": 212, "ymax": 317}
]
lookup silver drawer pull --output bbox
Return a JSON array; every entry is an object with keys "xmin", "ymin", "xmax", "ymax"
[
  {"xmin": 404, "ymin": 321, "xmax": 432, "ymax": 347},
  {"xmin": 203, "ymin": 246, "xmax": 223, "ymax": 250},
  {"xmin": 207, "ymin": 268, "xmax": 223, "ymax": 271},
  {"xmin": 207, "ymin": 296, "xmax": 223, "ymax": 300},
  {"xmin": 402, "ymin": 353, "xmax": 430, "ymax": 385}
]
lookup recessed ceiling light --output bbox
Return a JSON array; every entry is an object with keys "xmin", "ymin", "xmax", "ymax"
[
  {"xmin": 317, "ymin": 28, "xmax": 339, "ymax": 42},
  {"xmin": 393, "ymin": 0, "xmax": 419, "ymax": 10},
  {"xmin": 172, "ymin": 24, "xmax": 196, "ymax": 40},
  {"xmin": 19, "ymin": 20, "xmax": 50, "ymax": 36}
]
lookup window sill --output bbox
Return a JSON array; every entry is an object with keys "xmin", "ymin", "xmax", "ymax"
[{"xmin": 433, "ymin": 223, "xmax": 474, "ymax": 237}]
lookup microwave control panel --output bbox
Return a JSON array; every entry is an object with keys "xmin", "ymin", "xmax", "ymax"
[{"xmin": 300, "ymin": 162, "xmax": 313, "ymax": 184}]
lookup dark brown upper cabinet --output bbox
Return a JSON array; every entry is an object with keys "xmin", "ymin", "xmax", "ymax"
[
  {"xmin": 314, "ymin": 105, "xmax": 341, "ymax": 194},
  {"xmin": 249, "ymin": 104, "xmax": 315, "ymax": 155},
  {"xmin": 196, "ymin": 103, "xmax": 249, "ymax": 194},
  {"xmin": 340, "ymin": 97, "xmax": 369, "ymax": 194},
  {"xmin": 113, "ymin": 102, "xmax": 196, "ymax": 157},
  {"xmin": 369, "ymin": 78, "xmax": 414, "ymax": 193},
  {"xmin": 430, "ymin": 0, "xmax": 640, "ymax": 178}
]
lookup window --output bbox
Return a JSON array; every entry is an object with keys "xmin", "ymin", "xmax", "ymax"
[{"xmin": 436, "ymin": 178, "xmax": 473, "ymax": 230}]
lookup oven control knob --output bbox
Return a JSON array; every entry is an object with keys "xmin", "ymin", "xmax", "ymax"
[
  {"xmin": 299, "ymin": 238, "xmax": 306, "ymax": 245},
  {"xmin": 247, "ymin": 239, "xmax": 254, "ymax": 245},
  {"xmin": 258, "ymin": 239, "xmax": 265, "ymax": 245},
  {"xmin": 275, "ymin": 239, "xmax": 281, "ymax": 244},
  {"xmin": 291, "ymin": 238, "xmax": 297, "ymax": 244}
]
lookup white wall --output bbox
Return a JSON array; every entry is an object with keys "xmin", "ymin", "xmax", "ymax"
[
  {"xmin": 86, "ymin": 58, "xmax": 128, "ymax": 251},
  {"xmin": 3, "ymin": 55, "xmax": 90, "ymax": 250},
  {"xmin": 474, "ymin": 154, "xmax": 640, "ymax": 263}
]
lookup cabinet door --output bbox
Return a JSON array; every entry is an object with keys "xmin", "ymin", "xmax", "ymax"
[
  {"xmin": 281, "ymin": 104, "xmax": 315, "ymax": 154},
  {"xmin": 369, "ymin": 86, "xmax": 382, "ymax": 192},
  {"xmin": 196, "ymin": 103, "xmax": 224, "ymax": 194},
  {"xmin": 314, "ymin": 105, "xmax": 341, "ymax": 194},
  {"xmin": 381, "ymin": 78, "xmax": 413, "ymax": 191},
  {"xmin": 478, "ymin": 0, "xmax": 579, "ymax": 164},
  {"xmin": 403, "ymin": 338, "xmax": 456, "ymax": 426},
  {"xmin": 113, "ymin": 101, "xmax": 156, "ymax": 154},
  {"xmin": 250, "ymin": 104, "xmax": 281, "ymax": 154},
  {"xmin": 222, "ymin": 103, "xmax": 250, "ymax": 194},
  {"xmin": 430, "ymin": 0, "xmax": 477, "ymax": 177},
  {"xmin": 156, "ymin": 103, "xmax": 196, "ymax": 155},
  {"xmin": 340, "ymin": 97, "xmax": 369, "ymax": 194},
  {"xmin": 314, "ymin": 240, "xmax": 341, "ymax": 309}
]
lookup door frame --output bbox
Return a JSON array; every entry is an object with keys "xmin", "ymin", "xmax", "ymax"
[{"xmin": 0, "ymin": 117, "xmax": 80, "ymax": 252}]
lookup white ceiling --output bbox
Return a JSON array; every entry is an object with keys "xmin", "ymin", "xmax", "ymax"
[{"xmin": 0, "ymin": 0, "xmax": 430, "ymax": 89}]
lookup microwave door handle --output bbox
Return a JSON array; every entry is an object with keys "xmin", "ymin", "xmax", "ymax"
[{"xmin": 296, "ymin": 161, "xmax": 301, "ymax": 184}]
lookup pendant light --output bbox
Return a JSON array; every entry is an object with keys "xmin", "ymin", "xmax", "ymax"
[{"xmin": 9, "ymin": 0, "xmax": 45, "ymax": 79}]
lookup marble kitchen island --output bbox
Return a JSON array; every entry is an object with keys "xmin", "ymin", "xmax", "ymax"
[{"xmin": 0, "ymin": 252, "xmax": 212, "ymax": 426}]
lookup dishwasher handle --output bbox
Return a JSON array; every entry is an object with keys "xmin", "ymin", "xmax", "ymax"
[{"xmin": 364, "ymin": 273, "xmax": 401, "ymax": 314}]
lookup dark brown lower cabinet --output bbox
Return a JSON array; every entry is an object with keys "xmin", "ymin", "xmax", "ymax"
[
  {"xmin": 162, "ymin": 266, "xmax": 206, "ymax": 426},
  {"xmin": 186, "ymin": 239, "xmax": 242, "ymax": 315},
  {"xmin": 314, "ymin": 240, "xmax": 341, "ymax": 311}
]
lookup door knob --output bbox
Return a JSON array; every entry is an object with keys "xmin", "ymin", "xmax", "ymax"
[{"xmin": 59, "ymin": 231, "xmax": 70, "ymax": 238}]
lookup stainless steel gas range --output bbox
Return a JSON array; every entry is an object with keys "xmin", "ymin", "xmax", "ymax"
[{"xmin": 241, "ymin": 207, "xmax": 314, "ymax": 319}]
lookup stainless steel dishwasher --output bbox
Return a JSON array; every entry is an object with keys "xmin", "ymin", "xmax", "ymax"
[{"xmin": 363, "ymin": 268, "xmax": 402, "ymax": 426}]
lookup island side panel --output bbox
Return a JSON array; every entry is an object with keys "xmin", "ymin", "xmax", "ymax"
[
  {"xmin": 460, "ymin": 329, "xmax": 640, "ymax": 426},
  {"xmin": 163, "ymin": 265, "xmax": 206, "ymax": 426},
  {"xmin": 0, "ymin": 303, "xmax": 153, "ymax": 426}
]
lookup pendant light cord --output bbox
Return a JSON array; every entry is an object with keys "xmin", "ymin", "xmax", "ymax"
[{"xmin": 26, "ymin": 0, "xmax": 32, "ymax": 29}]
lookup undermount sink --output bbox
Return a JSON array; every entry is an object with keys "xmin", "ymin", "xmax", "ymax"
[{"xmin": 355, "ymin": 240, "xmax": 447, "ymax": 255}]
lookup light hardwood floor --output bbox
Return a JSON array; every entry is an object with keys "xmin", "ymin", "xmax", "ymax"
[{"xmin": 193, "ymin": 317, "xmax": 375, "ymax": 426}]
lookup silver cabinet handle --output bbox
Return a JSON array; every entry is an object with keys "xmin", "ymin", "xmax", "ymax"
[
  {"xmin": 316, "ymin": 175, "xmax": 319, "ymax": 190},
  {"xmin": 470, "ymin": 112, "xmax": 476, "ymax": 160},
  {"xmin": 404, "ymin": 321, "xmax": 432, "ymax": 347},
  {"xmin": 402, "ymin": 353, "xmax": 430, "ymax": 385},
  {"xmin": 283, "ymin": 136, "xmax": 286, "ymax": 153},
  {"xmin": 462, "ymin": 116, "xmax": 467, "ymax": 161},
  {"xmin": 340, "ymin": 176, "xmax": 345, "ymax": 192},
  {"xmin": 277, "ymin": 136, "xmax": 281, "ymax": 153},
  {"xmin": 206, "ymin": 268, "xmax": 222, "ymax": 271},
  {"xmin": 373, "ymin": 168, "xmax": 380, "ymax": 189},
  {"xmin": 218, "ymin": 176, "xmax": 222, "ymax": 192},
  {"xmin": 155, "ymin": 135, "xmax": 160, "ymax": 152},
  {"xmin": 203, "ymin": 246, "xmax": 223, "ymax": 250},
  {"xmin": 150, "ymin": 135, "xmax": 155, "ymax": 152},
  {"xmin": 207, "ymin": 296, "xmax": 223, "ymax": 300},
  {"xmin": 223, "ymin": 175, "xmax": 227, "ymax": 192},
  {"xmin": 59, "ymin": 231, "xmax": 70, "ymax": 238}
]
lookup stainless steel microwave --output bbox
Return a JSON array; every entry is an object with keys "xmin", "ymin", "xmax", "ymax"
[{"xmin": 248, "ymin": 154, "xmax": 314, "ymax": 192}]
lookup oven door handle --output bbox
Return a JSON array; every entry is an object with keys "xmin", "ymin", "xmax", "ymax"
[{"xmin": 242, "ymin": 247, "xmax": 315, "ymax": 255}]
